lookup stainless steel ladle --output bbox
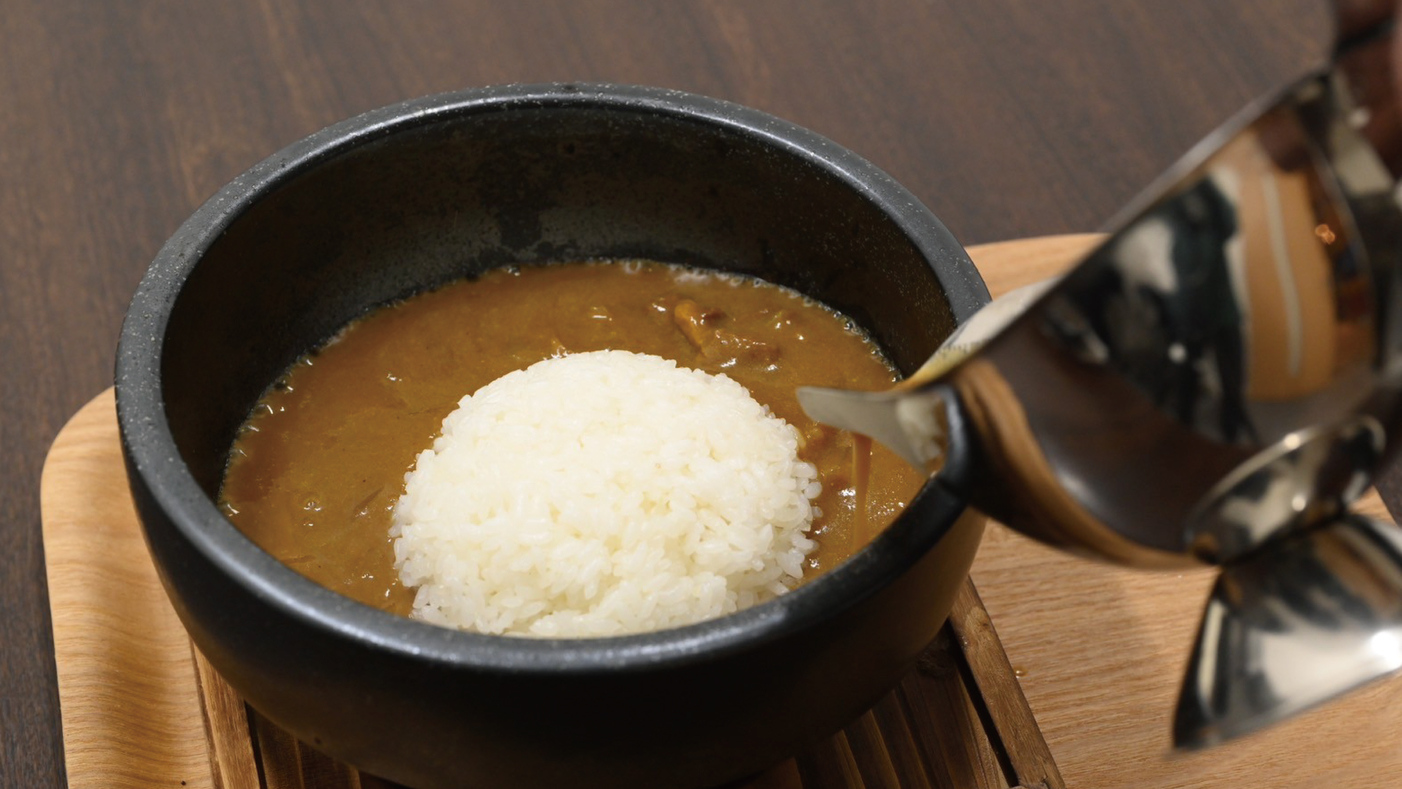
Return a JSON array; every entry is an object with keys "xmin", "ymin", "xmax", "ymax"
[{"xmin": 799, "ymin": 4, "xmax": 1402, "ymax": 748}]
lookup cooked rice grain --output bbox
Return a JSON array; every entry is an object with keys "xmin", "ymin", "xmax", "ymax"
[{"xmin": 391, "ymin": 350, "xmax": 820, "ymax": 638}]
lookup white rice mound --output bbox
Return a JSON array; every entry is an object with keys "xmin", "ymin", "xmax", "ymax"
[{"xmin": 390, "ymin": 350, "xmax": 822, "ymax": 638}]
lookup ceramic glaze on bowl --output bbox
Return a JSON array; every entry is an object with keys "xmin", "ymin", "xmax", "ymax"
[{"xmin": 116, "ymin": 83, "xmax": 989, "ymax": 789}]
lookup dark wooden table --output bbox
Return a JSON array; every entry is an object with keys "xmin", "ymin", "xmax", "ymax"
[{"xmin": 1, "ymin": 1, "xmax": 1348, "ymax": 786}]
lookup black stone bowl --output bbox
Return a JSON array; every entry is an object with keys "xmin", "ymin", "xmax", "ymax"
[{"xmin": 116, "ymin": 83, "xmax": 990, "ymax": 789}]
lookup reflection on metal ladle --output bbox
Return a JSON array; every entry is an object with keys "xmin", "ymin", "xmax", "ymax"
[{"xmin": 800, "ymin": 8, "xmax": 1402, "ymax": 748}]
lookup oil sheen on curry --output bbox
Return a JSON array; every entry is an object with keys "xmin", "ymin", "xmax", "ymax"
[{"xmin": 220, "ymin": 261, "xmax": 925, "ymax": 617}]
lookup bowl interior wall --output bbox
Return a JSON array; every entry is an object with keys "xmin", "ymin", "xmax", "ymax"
[{"xmin": 161, "ymin": 106, "xmax": 958, "ymax": 495}]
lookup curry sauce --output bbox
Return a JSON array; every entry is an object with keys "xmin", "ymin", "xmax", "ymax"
[{"xmin": 220, "ymin": 261, "xmax": 925, "ymax": 617}]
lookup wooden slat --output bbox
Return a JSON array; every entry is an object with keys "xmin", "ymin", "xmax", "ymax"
[
  {"xmin": 896, "ymin": 631, "xmax": 1009, "ymax": 789},
  {"xmin": 948, "ymin": 581, "xmax": 1064, "ymax": 789},
  {"xmin": 191, "ymin": 647, "xmax": 262, "ymax": 789},
  {"xmin": 295, "ymin": 740, "xmax": 362, "ymax": 789},
  {"xmin": 251, "ymin": 707, "xmax": 308, "ymax": 789},
  {"xmin": 249, "ymin": 707, "xmax": 367, "ymax": 789},
  {"xmin": 843, "ymin": 711, "xmax": 903, "ymax": 789},
  {"xmin": 864, "ymin": 695, "xmax": 934, "ymax": 789},
  {"xmin": 739, "ymin": 759, "xmax": 805, "ymax": 789},
  {"xmin": 794, "ymin": 731, "xmax": 866, "ymax": 789}
]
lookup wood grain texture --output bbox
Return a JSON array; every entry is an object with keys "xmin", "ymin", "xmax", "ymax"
[
  {"xmin": 191, "ymin": 648, "xmax": 261, "ymax": 789},
  {"xmin": 1, "ymin": 1, "xmax": 1355, "ymax": 785},
  {"xmin": 948, "ymin": 583, "xmax": 1063, "ymax": 789},
  {"xmin": 38, "ymin": 388, "xmax": 213, "ymax": 789}
]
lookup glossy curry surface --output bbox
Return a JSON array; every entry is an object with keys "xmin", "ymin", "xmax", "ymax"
[{"xmin": 220, "ymin": 261, "xmax": 924, "ymax": 618}]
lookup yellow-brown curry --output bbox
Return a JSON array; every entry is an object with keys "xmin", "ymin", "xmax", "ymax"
[{"xmin": 220, "ymin": 261, "xmax": 925, "ymax": 617}]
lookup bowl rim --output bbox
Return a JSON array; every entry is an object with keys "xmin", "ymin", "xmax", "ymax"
[{"xmin": 116, "ymin": 81, "xmax": 991, "ymax": 673}]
